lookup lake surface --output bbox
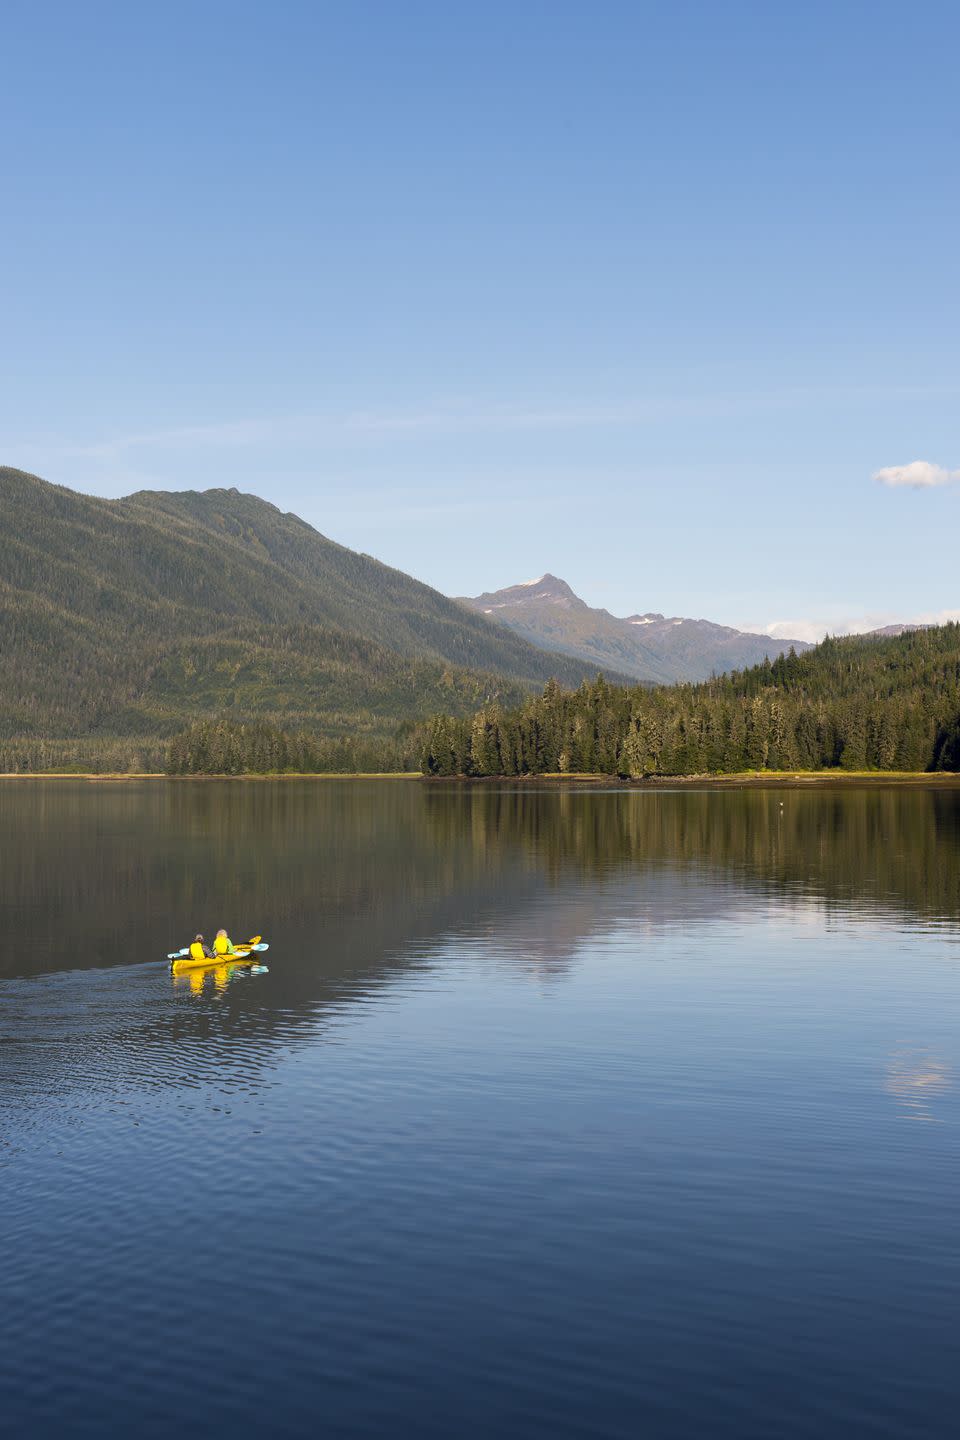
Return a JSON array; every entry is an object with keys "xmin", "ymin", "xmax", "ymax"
[{"xmin": 2, "ymin": 780, "xmax": 959, "ymax": 1438}]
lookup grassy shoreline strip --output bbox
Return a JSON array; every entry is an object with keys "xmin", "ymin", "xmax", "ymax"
[
  {"xmin": 3, "ymin": 769, "xmax": 960, "ymax": 786},
  {"xmin": 0, "ymin": 771, "xmax": 424, "ymax": 781}
]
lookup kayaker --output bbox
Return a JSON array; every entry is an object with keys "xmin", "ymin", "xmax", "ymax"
[
  {"xmin": 189, "ymin": 934, "xmax": 215, "ymax": 962},
  {"xmin": 213, "ymin": 928, "xmax": 237, "ymax": 956}
]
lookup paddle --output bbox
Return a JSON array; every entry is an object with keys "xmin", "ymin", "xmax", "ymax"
[{"xmin": 220, "ymin": 936, "xmax": 261, "ymax": 956}]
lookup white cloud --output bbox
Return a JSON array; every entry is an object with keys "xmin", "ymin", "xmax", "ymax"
[
  {"xmin": 873, "ymin": 460, "xmax": 960, "ymax": 489},
  {"xmin": 760, "ymin": 617, "xmax": 890, "ymax": 643},
  {"xmin": 762, "ymin": 619, "xmax": 835, "ymax": 644},
  {"xmin": 923, "ymin": 607, "xmax": 960, "ymax": 625},
  {"xmin": 756, "ymin": 607, "xmax": 960, "ymax": 645}
]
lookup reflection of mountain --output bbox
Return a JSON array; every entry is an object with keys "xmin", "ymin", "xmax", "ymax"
[
  {"xmin": 3, "ymin": 782, "xmax": 960, "ymax": 1106},
  {"xmin": 469, "ymin": 866, "xmax": 765, "ymax": 981}
]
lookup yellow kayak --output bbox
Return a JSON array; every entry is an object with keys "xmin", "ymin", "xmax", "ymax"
[{"xmin": 170, "ymin": 947, "xmax": 255, "ymax": 974}]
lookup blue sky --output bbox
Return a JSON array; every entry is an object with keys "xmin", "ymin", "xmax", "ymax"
[{"xmin": 2, "ymin": 0, "xmax": 957, "ymax": 639}]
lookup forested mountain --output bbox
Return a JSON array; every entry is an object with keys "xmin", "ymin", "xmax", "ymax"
[
  {"xmin": 0, "ymin": 467, "xmax": 627, "ymax": 769},
  {"xmin": 421, "ymin": 625, "xmax": 960, "ymax": 776},
  {"xmin": 458, "ymin": 574, "xmax": 812, "ymax": 683}
]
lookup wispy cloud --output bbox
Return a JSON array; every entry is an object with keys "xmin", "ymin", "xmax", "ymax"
[
  {"xmin": 873, "ymin": 460, "xmax": 960, "ymax": 489},
  {"xmin": 21, "ymin": 405, "xmax": 644, "ymax": 464},
  {"xmin": 17, "ymin": 383, "xmax": 960, "ymax": 472}
]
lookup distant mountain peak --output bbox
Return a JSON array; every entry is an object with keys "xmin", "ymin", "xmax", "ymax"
[
  {"xmin": 458, "ymin": 575, "xmax": 813, "ymax": 683},
  {"xmin": 471, "ymin": 574, "xmax": 581, "ymax": 611}
]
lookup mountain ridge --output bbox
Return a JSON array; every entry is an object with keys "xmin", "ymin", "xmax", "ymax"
[
  {"xmin": 458, "ymin": 574, "xmax": 813, "ymax": 683},
  {"xmin": 0, "ymin": 468, "xmax": 633, "ymax": 763}
]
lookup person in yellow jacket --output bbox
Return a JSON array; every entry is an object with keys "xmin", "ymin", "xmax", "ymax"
[
  {"xmin": 214, "ymin": 928, "xmax": 237, "ymax": 956},
  {"xmin": 189, "ymin": 934, "xmax": 215, "ymax": 962}
]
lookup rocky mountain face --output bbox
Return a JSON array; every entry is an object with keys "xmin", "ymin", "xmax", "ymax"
[{"xmin": 458, "ymin": 574, "xmax": 812, "ymax": 683}]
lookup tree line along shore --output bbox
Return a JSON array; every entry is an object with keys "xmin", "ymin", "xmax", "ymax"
[
  {"xmin": 3, "ymin": 773, "xmax": 959, "ymax": 789},
  {"xmin": 421, "ymin": 629, "xmax": 960, "ymax": 778},
  {"xmin": 2, "ymin": 626, "xmax": 959, "ymax": 779}
]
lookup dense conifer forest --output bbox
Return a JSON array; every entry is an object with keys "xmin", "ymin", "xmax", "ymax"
[
  {"xmin": 420, "ymin": 626, "xmax": 960, "ymax": 777},
  {"xmin": 165, "ymin": 718, "xmax": 418, "ymax": 775}
]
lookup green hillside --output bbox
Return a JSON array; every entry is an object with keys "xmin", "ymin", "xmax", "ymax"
[
  {"xmin": 0, "ymin": 467, "xmax": 624, "ymax": 769},
  {"xmin": 422, "ymin": 626, "xmax": 960, "ymax": 775}
]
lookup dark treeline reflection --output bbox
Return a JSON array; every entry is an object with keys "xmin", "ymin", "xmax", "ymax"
[
  {"xmin": 423, "ymin": 784, "xmax": 960, "ymax": 923},
  {"xmin": 0, "ymin": 781, "xmax": 528, "ymax": 979},
  {"xmin": 3, "ymin": 783, "xmax": 960, "ymax": 985}
]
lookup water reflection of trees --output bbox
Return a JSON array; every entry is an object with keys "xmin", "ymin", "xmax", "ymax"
[
  {"xmin": 423, "ymin": 785, "xmax": 960, "ymax": 925},
  {"xmin": 0, "ymin": 781, "xmax": 549, "ymax": 983}
]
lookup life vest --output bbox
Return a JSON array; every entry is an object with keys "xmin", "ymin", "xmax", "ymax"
[
  {"xmin": 214, "ymin": 934, "xmax": 232, "ymax": 955},
  {"xmin": 189, "ymin": 941, "xmax": 207, "ymax": 962}
]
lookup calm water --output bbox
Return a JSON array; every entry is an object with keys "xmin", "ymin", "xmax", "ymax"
[{"xmin": 2, "ymin": 781, "xmax": 959, "ymax": 1438}]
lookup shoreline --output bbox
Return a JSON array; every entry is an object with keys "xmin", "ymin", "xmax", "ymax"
[
  {"xmin": 2, "ymin": 769, "xmax": 960, "ymax": 787},
  {"xmin": 0, "ymin": 771, "xmax": 423, "ymax": 782},
  {"xmin": 430, "ymin": 771, "xmax": 960, "ymax": 788}
]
